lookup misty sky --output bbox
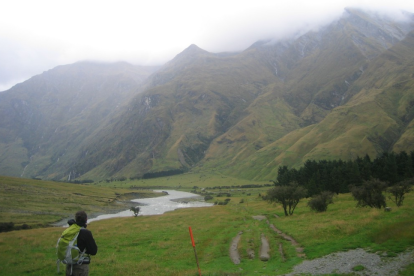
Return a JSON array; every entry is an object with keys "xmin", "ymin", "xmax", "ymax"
[{"xmin": 1, "ymin": 0, "xmax": 414, "ymax": 91}]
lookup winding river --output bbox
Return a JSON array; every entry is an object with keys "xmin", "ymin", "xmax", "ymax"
[{"xmin": 87, "ymin": 190, "xmax": 212, "ymax": 223}]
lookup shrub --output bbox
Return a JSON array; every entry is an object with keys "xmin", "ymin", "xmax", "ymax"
[
  {"xmin": 0, "ymin": 222, "xmax": 15, "ymax": 233},
  {"xmin": 350, "ymin": 179, "xmax": 387, "ymax": 209},
  {"xmin": 307, "ymin": 191, "xmax": 334, "ymax": 212},
  {"xmin": 388, "ymin": 179, "xmax": 412, "ymax": 207},
  {"xmin": 21, "ymin": 224, "xmax": 31, "ymax": 230},
  {"xmin": 204, "ymin": 195, "xmax": 213, "ymax": 201}
]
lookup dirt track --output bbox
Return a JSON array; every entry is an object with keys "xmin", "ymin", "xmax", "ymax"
[
  {"xmin": 229, "ymin": 231, "xmax": 243, "ymax": 264},
  {"xmin": 229, "ymin": 215, "xmax": 413, "ymax": 275},
  {"xmin": 229, "ymin": 215, "xmax": 305, "ymax": 264}
]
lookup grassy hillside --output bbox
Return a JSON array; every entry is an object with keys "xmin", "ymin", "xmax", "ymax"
[
  {"xmin": 0, "ymin": 176, "xmax": 413, "ymax": 275},
  {"xmin": 72, "ymin": 44, "xmax": 280, "ymax": 180},
  {"xmin": 0, "ymin": 176, "xmax": 159, "ymax": 227},
  {"xmin": 225, "ymin": 31, "xmax": 414, "ymax": 181},
  {"xmin": 0, "ymin": 62, "xmax": 157, "ymax": 180}
]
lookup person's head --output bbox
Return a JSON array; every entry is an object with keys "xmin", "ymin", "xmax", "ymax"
[{"xmin": 75, "ymin": 211, "xmax": 87, "ymax": 227}]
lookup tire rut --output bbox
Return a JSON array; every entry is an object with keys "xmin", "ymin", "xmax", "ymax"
[{"xmin": 229, "ymin": 215, "xmax": 305, "ymax": 264}]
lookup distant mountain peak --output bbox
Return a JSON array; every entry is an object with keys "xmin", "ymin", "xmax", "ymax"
[
  {"xmin": 177, "ymin": 44, "xmax": 209, "ymax": 58},
  {"xmin": 184, "ymin": 44, "xmax": 204, "ymax": 52},
  {"xmin": 164, "ymin": 44, "xmax": 211, "ymax": 69}
]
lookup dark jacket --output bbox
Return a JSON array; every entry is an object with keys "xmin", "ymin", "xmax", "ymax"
[{"xmin": 77, "ymin": 227, "xmax": 98, "ymax": 255}]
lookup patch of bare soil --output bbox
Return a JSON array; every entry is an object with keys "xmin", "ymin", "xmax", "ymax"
[
  {"xmin": 230, "ymin": 231, "xmax": 243, "ymax": 264},
  {"xmin": 260, "ymin": 233, "xmax": 270, "ymax": 261}
]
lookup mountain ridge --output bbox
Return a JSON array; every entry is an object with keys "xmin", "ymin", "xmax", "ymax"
[{"xmin": 0, "ymin": 8, "xmax": 414, "ymax": 181}]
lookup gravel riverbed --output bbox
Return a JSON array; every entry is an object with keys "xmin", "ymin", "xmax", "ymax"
[{"xmin": 285, "ymin": 248, "xmax": 413, "ymax": 276}]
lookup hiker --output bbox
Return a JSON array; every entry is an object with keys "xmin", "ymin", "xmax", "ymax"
[{"xmin": 65, "ymin": 211, "xmax": 98, "ymax": 276}]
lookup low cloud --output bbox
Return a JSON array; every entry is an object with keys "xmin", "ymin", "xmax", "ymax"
[{"xmin": 1, "ymin": 0, "xmax": 414, "ymax": 90}]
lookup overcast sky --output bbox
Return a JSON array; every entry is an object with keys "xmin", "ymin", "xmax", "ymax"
[{"xmin": 1, "ymin": 0, "xmax": 414, "ymax": 91}]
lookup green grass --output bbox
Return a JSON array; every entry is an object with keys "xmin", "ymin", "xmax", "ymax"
[
  {"xmin": 267, "ymin": 193, "xmax": 414, "ymax": 259},
  {"xmin": 352, "ymin": 265, "xmax": 365, "ymax": 271},
  {"xmin": 95, "ymin": 172, "xmax": 270, "ymax": 189},
  {"xmin": 399, "ymin": 263, "xmax": 414, "ymax": 276},
  {"xmin": 0, "ymin": 175, "xmax": 159, "ymax": 227},
  {"xmin": 0, "ymin": 176, "xmax": 413, "ymax": 275}
]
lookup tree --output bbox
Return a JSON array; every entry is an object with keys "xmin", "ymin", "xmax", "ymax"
[
  {"xmin": 357, "ymin": 154, "xmax": 372, "ymax": 181},
  {"xmin": 331, "ymin": 166, "xmax": 347, "ymax": 194},
  {"xmin": 350, "ymin": 179, "xmax": 387, "ymax": 209},
  {"xmin": 347, "ymin": 161, "xmax": 362, "ymax": 186},
  {"xmin": 307, "ymin": 191, "xmax": 334, "ymax": 212},
  {"xmin": 388, "ymin": 179, "xmax": 412, "ymax": 207},
  {"xmin": 266, "ymin": 182, "xmax": 307, "ymax": 216},
  {"xmin": 130, "ymin": 206, "xmax": 140, "ymax": 217},
  {"xmin": 276, "ymin": 166, "xmax": 295, "ymax": 186},
  {"xmin": 396, "ymin": 151, "xmax": 414, "ymax": 180}
]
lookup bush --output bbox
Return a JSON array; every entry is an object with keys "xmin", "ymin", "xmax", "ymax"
[
  {"xmin": 20, "ymin": 224, "xmax": 31, "ymax": 230},
  {"xmin": 0, "ymin": 222, "xmax": 14, "ymax": 233},
  {"xmin": 307, "ymin": 191, "xmax": 334, "ymax": 212},
  {"xmin": 204, "ymin": 195, "xmax": 213, "ymax": 201},
  {"xmin": 388, "ymin": 179, "xmax": 412, "ymax": 207},
  {"xmin": 350, "ymin": 179, "xmax": 387, "ymax": 209},
  {"xmin": 216, "ymin": 199, "xmax": 231, "ymax": 205}
]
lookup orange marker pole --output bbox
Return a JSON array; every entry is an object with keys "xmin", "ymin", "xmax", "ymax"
[{"xmin": 189, "ymin": 226, "xmax": 202, "ymax": 276}]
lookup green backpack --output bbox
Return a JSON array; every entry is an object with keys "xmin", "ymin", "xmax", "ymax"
[{"xmin": 56, "ymin": 224, "xmax": 88, "ymax": 273}]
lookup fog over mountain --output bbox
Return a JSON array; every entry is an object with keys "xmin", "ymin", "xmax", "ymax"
[
  {"xmin": 0, "ymin": 8, "xmax": 414, "ymax": 181},
  {"xmin": 1, "ymin": 1, "xmax": 414, "ymax": 91}
]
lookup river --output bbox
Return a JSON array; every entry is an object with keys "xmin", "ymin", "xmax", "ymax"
[{"xmin": 86, "ymin": 190, "xmax": 213, "ymax": 223}]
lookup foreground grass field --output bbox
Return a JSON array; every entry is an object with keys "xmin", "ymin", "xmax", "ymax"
[{"xmin": 0, "ymin": 174, "xmax": 413, "ymax": 275}]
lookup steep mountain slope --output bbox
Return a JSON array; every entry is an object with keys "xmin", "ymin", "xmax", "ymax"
[
  {"xmin": 0, "ymin": 62, "xmax": 158, "ymax": 178},
  {"xmin": 234, "ymin": 30, "xmax": 414, "ymax": 181},
  {"xmin": 0, "ymin": 8, "xmax": 413, "ymax": 181},
  {"xmin": 72, "ymin": 9, "xmax": 414, "ymax": 181},
  {"xmin": 70, "ymin": 44, "xmax": 279, "ymax": 179},
  {"xmin": 200, "ymin": 9, "xmax": 414, "ymax": 179}
]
